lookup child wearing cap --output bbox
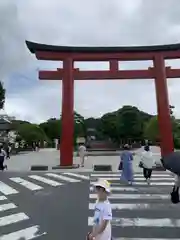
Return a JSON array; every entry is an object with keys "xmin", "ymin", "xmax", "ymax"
[{"xmin": 88, "ymin": 179, "xmax": 112, "ymax": 240}]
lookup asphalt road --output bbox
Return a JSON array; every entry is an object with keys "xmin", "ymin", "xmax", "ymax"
[
  {"xmin": 0, "ymin": 171, "xmax": 90, "ymax": 240},
  {"xmin": 89, "ymin": 171, "xmax": 179, "ymax": 239}
]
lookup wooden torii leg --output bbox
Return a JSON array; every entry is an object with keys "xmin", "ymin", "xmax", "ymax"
[
  {"xmin": 154, "ymin": 54, "xmax": 174, "ymax": 157},
  {"xmin": 60, "ymin": 58, "xmax": 74, "ymax": 166}
]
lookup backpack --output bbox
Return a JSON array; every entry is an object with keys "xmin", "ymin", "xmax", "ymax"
[{"xmin": 171, "ymin": 186, "xmax": 180, "ymax": 204}]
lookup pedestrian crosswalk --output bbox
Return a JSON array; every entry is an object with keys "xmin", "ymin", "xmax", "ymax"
[
  {"xmin": 0, "ymin": 195, "xmax": 46, "ymax": 239},
  {"xmin": 88, "ymin": 171, "xmax": 180, "ymax": 239},
  {"xmin": 0, "ymin": 172, "xmax": 89, "ymax": 196}
]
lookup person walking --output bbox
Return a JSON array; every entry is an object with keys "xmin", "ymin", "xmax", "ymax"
[
  {"xmin": 141, "ymin": 145, "xmax": 154, "ymax": 185},
  {"xmin": 87, "ymin": 179, "xmax": 112, "ymax": 240},
  {"xmin": 0, "ymin": 145, "xmax": 7, "ymax": 171},
  {"xmin": 78, "ymin": 143, "xmax": 87, "ymax": 167},
  {"xmin": 120, "ymin": 144, "xmax": 134, "ymax": 185},
  {"xmin": 5, "ymin": 144, "xmax": 11, "ymax": 159}
]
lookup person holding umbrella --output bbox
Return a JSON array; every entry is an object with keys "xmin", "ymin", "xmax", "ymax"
[{"xmin": 161, "ymin": 151, "xmax": 180, "ymax": 204}]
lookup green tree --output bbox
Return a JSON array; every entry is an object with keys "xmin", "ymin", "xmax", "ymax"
[
  {"xmin": 39, "ymin": 119, "xmax": 61, "ymax": 140},
  {"xmin": 98, "ymin": 106, "xmax": 152, "ymax": 144},
  {"xmin": 144, "ymin": 116, "xmax": 159, "ymax": 142},
  {"xmin": 116, "ymin": 106, "xmax": 144, "ymax": 141},
  {"xmin": 17, "ymin": 123, "xmax": 48, "ymax": 144},
  {"xmin": 171, "ymin": 116, "xmax": 180, "ymax": 148},
  {"xmin": 39, "ymin": 112, "xmax": 86, "ymax": 146},
  {"xmin": 99, "ymin": 112, "xmax": 118, "ymax": 142},
  {"xmin": 74, "ymin": 111, "xmax": 86, "ymax": 138},
  {"xmin": 144, "ymin": 115, "xmax": 180, "ymax": 148},
  {"xmin": 0, "ymin": 81, "xmax": 6, "ymax": 109}
]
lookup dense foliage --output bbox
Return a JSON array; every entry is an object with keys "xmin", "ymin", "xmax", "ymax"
[{"xmin": 10, "ymin": 105, "xmax": 180, "ymax": 148}]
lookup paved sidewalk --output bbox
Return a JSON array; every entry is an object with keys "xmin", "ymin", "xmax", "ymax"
[{"xmin": 5, "ymin": 147, "xmax": 162, "ymax": 172}]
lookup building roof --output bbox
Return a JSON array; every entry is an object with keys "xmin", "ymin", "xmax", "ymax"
[{"xmin": 26, "ymin": 40, "xmax": 180, "ymax": 54}]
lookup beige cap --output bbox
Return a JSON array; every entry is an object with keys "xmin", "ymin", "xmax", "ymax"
[{"xmin": 94, "ymin": 179, "xmax": 111, "ymax": 193}]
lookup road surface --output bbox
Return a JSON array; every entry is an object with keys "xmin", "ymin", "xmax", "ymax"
[
  {"xmin": 89, "ymin": 171, "xmax": 179, "ymax": 239},
  {"xmin": 0, "ymin": 168, "xmax": 178, "ymax": 239},
  {"xmin": 0, "ymin": 171, "xmax": 90, "ymax": 239}
]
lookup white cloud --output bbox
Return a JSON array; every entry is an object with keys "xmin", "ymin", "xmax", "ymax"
[{"xmin": 1, "ymin": 0, "xmax": 180, "ymax": 122}]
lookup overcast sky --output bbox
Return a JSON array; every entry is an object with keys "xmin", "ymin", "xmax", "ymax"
[{"xmin": 1, "ymin": 0, "xmax": 180, "ymax": 123}]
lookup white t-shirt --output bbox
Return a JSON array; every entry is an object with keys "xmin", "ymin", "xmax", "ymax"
[
  {"xmin": 93, "ymin": 200, "xmax": 112, "ymax": 240},
  {"xmin": 141, "ymin": 151, "xmax": 154, "ymax": 169},
  {"xmin": 0, "ymin": 149, "xmax": 6, "ymax": 157},
  {"xmin": 78, "ymin": 145, "xmax": 86, "ymax": 156}
]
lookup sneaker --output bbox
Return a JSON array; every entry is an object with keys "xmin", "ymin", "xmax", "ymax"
[{"xmin": 147, "ymin": 178, "xmax": 150, "ymax": 185}]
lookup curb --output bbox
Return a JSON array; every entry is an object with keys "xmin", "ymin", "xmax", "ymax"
[
  {"xmin": 93, "ymin": 164, "xmax": 112, "ymax": 171},
  {"xmin": 30, "ymin": 165, "xmax": 48, "ymax": 171},
  {"xmin": 52, "ymin": 164, "xmax": 80, "ymax": 170}
]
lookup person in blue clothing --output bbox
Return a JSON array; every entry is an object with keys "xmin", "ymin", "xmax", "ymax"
[{"xmin": 120, "ymin": 144, "xmax": 134, "ymax": 184}]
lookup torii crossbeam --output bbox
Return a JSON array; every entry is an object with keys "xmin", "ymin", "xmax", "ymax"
[{"xmin": 26, "ymin": 41, "xmax": 180, "ymax": 168}]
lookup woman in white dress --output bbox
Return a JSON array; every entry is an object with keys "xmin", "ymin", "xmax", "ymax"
[{"xmin": 78, "ymin": 143, "xmax": 87, "ymax": 167}]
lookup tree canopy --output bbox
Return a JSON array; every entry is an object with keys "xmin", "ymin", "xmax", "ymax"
[
  {"xmin": 9, "ymin": 104, "xmax": 180, "ymax": 148},
  {"xmin": 16, "ymin": 123, "xmax": 48, "ymax": 144},
  {"xmin": 144, "ymin": 115, "xmax": 180, "ymax": 148}
]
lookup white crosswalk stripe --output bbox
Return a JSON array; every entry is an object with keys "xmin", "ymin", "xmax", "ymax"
[
  {"xmin": 91, "ymin": 181, "xmax": 174, "ymax": 186},
  {"xmin": 91, "ymin": 173, "xmax": 174, "ymax": 177},
  {"xmin": 91, "ymin": 177, "xmax": 174, "ymax": 181},
  {"xmin": 90, "ymin": 186, "xmax": 139, "ymax": 192},
  {"xmin": 0, "ymin": 196, "xmax": 46, "ymax": 239},
  {"xmin": 63, "ymin": 172, "xmax": 89, "ymax": 180},
  {"xmin": 0, "ymin": 197, "xmax": 7, "ymax": 201},
  {"xmin": 0, "ymin": 172, "xmax": 88, "ymax": 195},
  {"xmin": 10, "ymin": 177, "xmax": 43, "ymax": 191},
  {"xmin": 0, "ymin": 212, "xmax": 29, "ymax": 227},
  {"xmin": 89, "ymin": 202, "xmax": 178, "ymax": 210},
  {"xmin": 88, "ymin": 171, "xmax": 180, "ymax": 239},
  {"xmin": 0, "ymin": 182, "xmax": 19, "ymax": 195},
  {"xmin": 90, "ymin": 193, "xmax": 169, "ymax": 200},
  {"xmin": 0, "ymin": 225, "xmax": 46, "ymax": 240},
  {"xmin": 0, "ymin": 203, "xmax": 17, "ymax": 212},
  {"xmin": 45, "ymin": 173, "xmax": 81, "ymax": 182},
  {"xmin": 88, "ymin": 217, "xmax": 180, "ymax": 227},
  {"xmin": 28, "ymin": 175, "xmax": 62, "ymax": 187}
]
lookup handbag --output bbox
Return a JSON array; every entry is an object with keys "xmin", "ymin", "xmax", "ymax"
[
  {"xmin": 170, "ymin": 185, "xmax": 180, "ymax": 204},
  {"xmin": 139, "ymin": 161, "xmax": 143, "ymax": 168},
  {"xmin": 118, "ymin": 161, "xmax": 123, "ymax": 170}
]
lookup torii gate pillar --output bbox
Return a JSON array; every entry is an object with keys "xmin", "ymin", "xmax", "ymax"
[
  {"xmin": 60, "ymin": 58, "xmax": 75, "ymax": 166},
  {"xmin": 154, "ymin": 55, "xmax": 174, "ymax": 156}
]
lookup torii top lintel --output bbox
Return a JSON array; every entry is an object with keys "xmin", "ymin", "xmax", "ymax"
[{"xmin": 26, "ymin": 41, "xmax": 180, "ymax": 61}]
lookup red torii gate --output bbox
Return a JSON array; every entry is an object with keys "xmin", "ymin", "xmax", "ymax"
[{"xmin": 26, "ymin": 41, "xmax": 180, "ymax": 168}]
